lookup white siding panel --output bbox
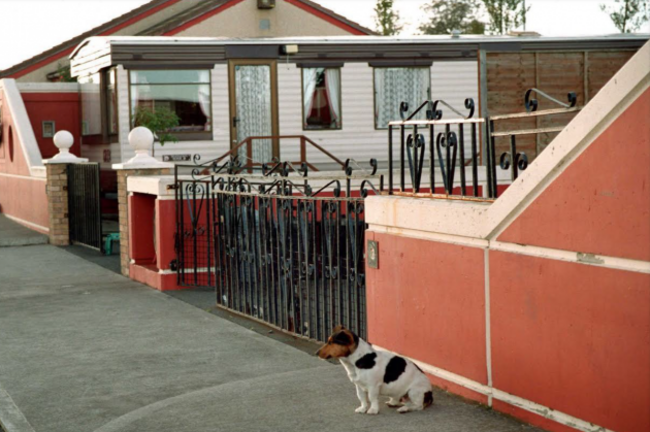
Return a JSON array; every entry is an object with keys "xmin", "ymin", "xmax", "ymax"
[
  {"xmin": 430, "ymin": 61, "xmax": 479, "ymax": 115},
  {"xmin": 117, "ymin": 65, "xmax": 131, "ymax": 163},
  {"xmin": 99, "ymin": 61, "xmax": 478, "ymax": 168},
  {"xmin": 277, "ymin": 61, "xmax": 479, "ymax": 169},
  {"xmin": 278, "ymin": 62, "xmax": 385, "ymax": 168}
]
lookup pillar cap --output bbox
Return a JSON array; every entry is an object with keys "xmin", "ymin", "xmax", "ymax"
[
  {"xmin": 112, "ymin": 127, "xmax": 173, "ymax": 170},
  {"xmin": 43, "ymin": 130, "xmax": 88, "ymax": 164}
]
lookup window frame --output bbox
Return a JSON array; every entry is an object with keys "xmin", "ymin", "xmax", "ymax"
[
  {"xmin": 128, "ymin": 69, "xmax": 213, "ymax": 142},
  {"xmin": 300, "ymin": 67, "xmax": 343, "ymax": 132},
  {"xmin": 372, "ymin": 66, "xmax": 432, "ymax": 130},
  {"xmin": 0, "ymin": 101, "xmax": 4, "ymax": 159}
]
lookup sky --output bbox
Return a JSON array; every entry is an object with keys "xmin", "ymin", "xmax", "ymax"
[{"xmin": 0, "ymin": 0, "xmax": 648, "ymax": 70}]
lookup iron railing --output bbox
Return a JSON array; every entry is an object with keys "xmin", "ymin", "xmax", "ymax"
[
  {"xmin": 387, "ymin": 89, "xmax": 581, "ymax": 200},
  {"xmin": 173, "ymin": 159, "xmax": 382, "ymax": 341},
  {"xmin": 388, "ymin": 98, "xmax": 486, "ymax": 198},
  {"xmin": 213, "ymin": 135, "xmax": 347, "ymax": 173},
  {"xmin": 488, "ymin": 89, "xmax": 580, "ymax": 194}
]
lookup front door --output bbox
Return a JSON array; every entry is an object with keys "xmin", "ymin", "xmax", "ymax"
[{"xmin": 229, "ymin": 60, "xmax": 279, "ymax": 164}]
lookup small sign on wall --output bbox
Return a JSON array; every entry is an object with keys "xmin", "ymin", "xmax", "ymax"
[
  {"xmin": 367, "ymin": 240, "xmax": 379, "ymax": 269},
  {"xmin": 162, "ymin": 154, "xmax": 191, "ymax": 162},
  {"xmin": 103, "ymin": 149, "xmax": 111, "ymax": 163},
  {"xmin": 42, "ymin": 121, "xmax": 55, "ymax": 138}
]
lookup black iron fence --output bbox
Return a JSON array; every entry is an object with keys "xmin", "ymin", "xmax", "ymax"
[
  {"xmin": 174, "ymin": 159, "xmax": 382, "ymax": 341},
  {"xmin": 387, "ymin": 89, "xmax": 581, "ymax": 200},
  {"xmin": 67, "ymin": 163, "xmax": 102, "ymax": 251}
]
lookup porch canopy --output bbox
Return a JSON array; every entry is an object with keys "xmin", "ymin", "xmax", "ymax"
[{"xmin": 69, "ymin": 34, "xmax": 650, "ymax": 77}]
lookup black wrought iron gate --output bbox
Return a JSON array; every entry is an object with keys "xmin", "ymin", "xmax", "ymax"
[
  {"xmin": 174, "ymin": 164, "xmax": 380, "ymax": 342},
  {"xmin": 67, "ymin": 163, "xmax": 102, "ymax": 251}
]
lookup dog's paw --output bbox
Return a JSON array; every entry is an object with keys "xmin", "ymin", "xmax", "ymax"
[
  {"xmin": 366, "ymin": 407, "xmax": 380, "ymax": 415},
  {"xmin": 386, "ymin": 400, "xmax": 401, "ymax": 408},
  {"xmin": 397, "ymin": 406, "xmax": 412, "ymax": 414},
  {"xmin": 355, "ymin": 406, "xmax": 369, "ymax": 414}
]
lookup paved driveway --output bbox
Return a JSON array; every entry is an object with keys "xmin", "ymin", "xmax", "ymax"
[{"xmin": 0, "ymin": 245, "xmax": 543, "ymax": 432}]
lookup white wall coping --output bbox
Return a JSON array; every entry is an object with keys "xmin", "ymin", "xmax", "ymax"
[
  {"xmin": 367, "ymin": 40, "xmax": 650, "ymax": 241},
  {"xmin": 17, "ymin": 82, "xmax": 80, "ymax": 93},
  {"xmin": 0, "ymin": 79, "xmax": 45, "ymax": 177},
  {"xmin": 127, "ymin": 175, "xmax": 176, "ymax": 198}
]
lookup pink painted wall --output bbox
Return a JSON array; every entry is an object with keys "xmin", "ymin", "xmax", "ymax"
[
  {"xmin": 0, "ymin": 90, "xmax": 49, "ymax": 231},
  {"xmin": 364, "ymin": 85, "xmax": 650, "ymax": 431}
]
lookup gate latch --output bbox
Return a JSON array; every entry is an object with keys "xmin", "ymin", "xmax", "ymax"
[{"xmin": 169, "ymin": 259, "xmax": 178, "ymax": 272}]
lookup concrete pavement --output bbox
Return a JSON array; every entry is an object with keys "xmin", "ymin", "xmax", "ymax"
[{"xmin": 0, "ymin": 244, "xmax": 544, "ymax": 432}]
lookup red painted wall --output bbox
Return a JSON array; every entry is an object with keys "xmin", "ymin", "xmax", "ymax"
[
  {"xmin": 491, "ymin": 251, "xmax": 650, "ymax": 432},
  {"xmin": 498, "ymin": 87, "xmax": 650, "ymax": 262},
  {"xmin": 365, "ymin": 231, "xmax": 488, "ymax": 385},
  {"xmin": 0, "ymin": 90, "xmax": 49, "ymax": 231},
  {"xmin": 364, "ymin": 86, "xmax": 650, "ymax": 431},
  {"xmin": 22, "ymin": 92, "xmax": 81, "ymax": 159}
]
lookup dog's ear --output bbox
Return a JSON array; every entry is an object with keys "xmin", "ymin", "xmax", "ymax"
[
  {"xmin": 333, "ymin": 324, "xmax": 346, "ymax": 333},
  {"xmin": 331, "ymin": 330, "xmax": 353, "ymax": 346}
]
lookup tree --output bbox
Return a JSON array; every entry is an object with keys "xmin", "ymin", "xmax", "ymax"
[
  {"xmin": 601, "ymin": 0, "xmax": 649, "ymax": 33},
  {"xmin": 374, "ymin": 0, "xmax": 403, "ymax": 36},
  {"xmin": 419, "ymin": 0, "xmax": 486, "ymax": 35},
  {"xmin": 132, "ymin": 106, "xmax": 180, "ymax": 156},
  {"xmin": 481, "ymin": 0, "xmax": 530, "ymax": 35}
]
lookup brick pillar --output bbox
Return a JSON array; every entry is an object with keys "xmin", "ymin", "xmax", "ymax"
[
  {"xmin": 116, "ymin": 167, "xmax": 171, "ymax": 277},
  {"xmin": 45, "ymin": 164, "xmax": 71, "ymax": 246},
  {"xmin": 43, "ymin": 130, "xmax": 89, "ymax": 245}
]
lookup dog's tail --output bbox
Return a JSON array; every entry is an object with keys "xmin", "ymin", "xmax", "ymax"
[{"xmin": 423, "ymin": 391, "xmax": 434, "ymax": 408}]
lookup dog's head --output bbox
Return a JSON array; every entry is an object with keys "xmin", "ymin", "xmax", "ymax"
[{"xmin": 316, "ymin": 325, "xmax": 359, "ymax": 359}]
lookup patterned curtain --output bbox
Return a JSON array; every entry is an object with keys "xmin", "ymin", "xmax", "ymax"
[
  {"xmin": 375, "ymin": 68, "xmax": 430, "ymax": 128},
  {"xmin": 236, "ymin": 65, "xmax": 273, "ymax": 163}
]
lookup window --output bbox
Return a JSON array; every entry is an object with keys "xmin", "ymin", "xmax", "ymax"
[
  {"xmin": 302, "ymin": 68, "xmax": 341, "ymax": 130},
  {"xmin": 79, "ymin": 72, "xmax": 102, "ymax": 136},
  {"xmin": 8, "ymin": 125, "xmax": 14, "ymax": 162},
  {"xmin": 129, "ymin": 70, "xmax": 212, "ymax": 138},
  {"xmin": 374, "ymin": 67, "xmax": 431, "ymax": 129},
  {"xmin": 106, "ymin": 67, "xmax": 118, "ymax": 135}
]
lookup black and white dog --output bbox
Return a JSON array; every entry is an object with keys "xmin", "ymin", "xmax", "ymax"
[{"xmin": 316, "ymin": 325, "xmax": 433, "ymax": 415}]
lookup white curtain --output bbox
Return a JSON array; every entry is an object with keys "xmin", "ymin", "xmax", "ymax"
[
  {"xmin": 325, "ymin": 68, "xmax": 341, "ymax": 127},
  {"xmin": 302, "ymin": 68, "xmax": 319, "ymax": 128},
  {"xmin": 374, "ymin": 68, "xmax": 430, "ymax": 128},
  {"xmin": 198, "ymin": 89, "xmax": 211, "ymax": 131},
  {"xmin": 236, "ymin": 65, "xmax": 272, "ymax": 163}
]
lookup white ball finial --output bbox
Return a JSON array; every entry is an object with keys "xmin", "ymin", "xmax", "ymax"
[
  {"xmin": 53, "ymin": 130, "xmax": 74, "ymax": 152},
  {"xmin": 129, "ymin": 126, "xmax": 154, "ymax": 154},
  {"xmin": 44, "ymin": 130, "xmax": 88, "ymax": 164},
  {"xmin": 112, "ymin": 126, "xmax": 172, "ymax": 170}
]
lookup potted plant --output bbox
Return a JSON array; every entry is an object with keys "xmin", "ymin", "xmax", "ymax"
[{"xmin": 132, "ymin": 106, "xmax": 180, "ymax": 156}]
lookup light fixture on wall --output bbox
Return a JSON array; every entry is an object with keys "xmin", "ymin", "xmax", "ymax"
[
  {"xmin": 257, "ymin": 0, "xmax": 275, "ymax": 9},
  {"xmin": 281, "ymin": 45, "xmax": 299, "ymax": 55}
]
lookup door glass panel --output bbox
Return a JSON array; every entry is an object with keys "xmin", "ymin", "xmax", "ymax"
[{"xmin": 235, "ymin": 65, "xmax": 272, "ymax": 163}]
